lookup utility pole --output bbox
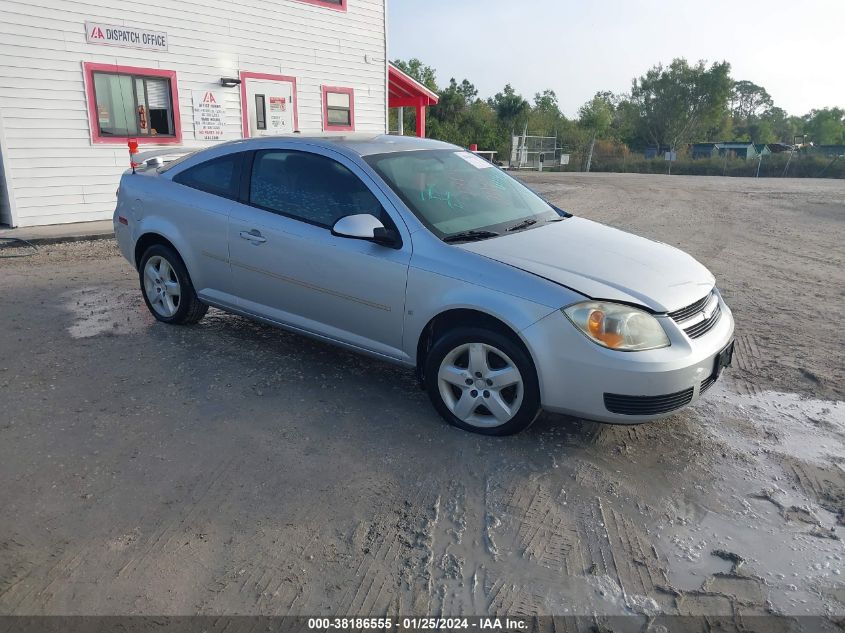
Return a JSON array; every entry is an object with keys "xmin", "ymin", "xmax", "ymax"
[
  {"xmin": 783, "ymin": 146, "xmax": 795, "ymax": 177},
  {"xmin": 585, "ymin": 131, "xmax": 596, "ymax": 173}
]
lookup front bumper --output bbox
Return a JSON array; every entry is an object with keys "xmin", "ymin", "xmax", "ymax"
[{"xmin": 521, "ymin": 293, "xmax": 735, "ymax": 424}]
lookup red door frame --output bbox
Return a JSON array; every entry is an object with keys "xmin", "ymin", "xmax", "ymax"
[{"xmin": 239, "ymin": 71, "xmax": 300, "ymax": 137}]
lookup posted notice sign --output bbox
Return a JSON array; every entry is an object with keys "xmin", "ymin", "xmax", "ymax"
[
  {"xmin": 85, "ymin": 22, "xmax": 168, "ymax": 51},
  {"xmin": 192, "ymin": 90, "xmax": 226, "ymax": 141}
]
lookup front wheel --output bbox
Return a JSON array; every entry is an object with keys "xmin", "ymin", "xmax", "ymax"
[
  {"xmin": 139, "ymin": 244, "xmax": 208, "ymax": 325},
  {"xmin": 424, "ymin": 327, "xmax": 541, "ymax": 435}
]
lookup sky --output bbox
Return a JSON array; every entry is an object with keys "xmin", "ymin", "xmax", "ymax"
[{"xmin": 388, "ymin": 0, "xmax": 844, "ymax": 118}]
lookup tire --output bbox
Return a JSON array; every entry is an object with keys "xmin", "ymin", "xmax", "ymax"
[
  {"xmin": 424, "ymin": 327, "xmax": 541, "ymax": 436},
  {"xmin": 138, "ymin": 243, "xmax": 208, "ymax": 325}
]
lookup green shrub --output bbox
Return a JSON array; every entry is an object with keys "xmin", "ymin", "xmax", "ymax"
[{"xmin": 552, "ymin": 153, "xmax": 844, "ymax": 178}]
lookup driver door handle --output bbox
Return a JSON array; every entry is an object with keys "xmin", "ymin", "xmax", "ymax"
[{"xmin": 239, "ymin": 230, "xmax": 267, "ymax": 244}]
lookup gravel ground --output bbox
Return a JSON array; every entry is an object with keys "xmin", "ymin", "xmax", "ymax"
[{"xmin": 1, "ymin": 173, "xmax": 844, "ymax": 625}]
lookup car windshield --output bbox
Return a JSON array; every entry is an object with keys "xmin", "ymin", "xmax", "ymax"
[{"xmin": 365, "ymin": 150, "xmax": 560, "ymax": 239}]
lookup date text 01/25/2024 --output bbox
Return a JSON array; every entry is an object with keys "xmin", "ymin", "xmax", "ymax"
[{"xmin": 306, "ymin": 618, "xmax": 528, "ymax": 631}]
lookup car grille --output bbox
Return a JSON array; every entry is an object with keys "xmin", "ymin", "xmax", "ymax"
[
  {"xmin": 604, "ymin": 387, "xmax": 695, "ymax": 416},
  {"xmin": 682, "ymin": 304, "xmax": 722, "ymax": 339},
  {"xmin": 699, "ymin": 373, "xmax": 717, "ymax": 394},
  {"xmin": 668, "ymin": 291, "xmax": 722, "ymax": 339}
]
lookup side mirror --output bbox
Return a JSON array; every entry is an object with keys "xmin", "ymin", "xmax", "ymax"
[{"xmin": 331, "ymin": 214, "xmax": 400, "ymax": 248}]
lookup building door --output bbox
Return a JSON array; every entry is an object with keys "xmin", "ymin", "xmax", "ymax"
[{"xmin": 242, "ymin": 76, "xmax": 296, "ymax": 137}]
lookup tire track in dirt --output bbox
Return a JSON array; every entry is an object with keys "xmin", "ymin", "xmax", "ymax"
[
  {"xmin": 3, "ymin": 548, "xmax": 86, "ymax": 613},
  {"xmin": 340, "ymin": 482, "xmax": 439, "ymax": 615},
  {"xmin": 478, "ymin": 475, "xmax": 589, "ymax": 615},
  {"xmin": 505, "ymin": 481, "xmax": 581, "ymax": 575},
  {"xmin": 786, "ymin": 459, "xmax": 845, "ymax": 523},
  {"xmin": 116, "ymin": 456, "xmax": 240, "ymax": 580},
  {"xmin": 733, "ymin": 333, "xmax": 764, "ymax": 396},
  {"xmin": 599, "ymin": 504, "xmax": 672, "ymax": 611},
  {"xmin": 428, "ymin": 480, "xmax": 472, "ymax": 616}
]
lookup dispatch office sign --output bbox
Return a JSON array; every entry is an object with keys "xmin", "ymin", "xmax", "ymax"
[{"xmin": 85, "ymin": 22, "xmax": 168, "ymax": 52}]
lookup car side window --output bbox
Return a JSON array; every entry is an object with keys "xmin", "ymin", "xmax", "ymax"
[
  {"xmin": 249, "ymin": 150, "xmax": 382, "ymax": 228},
  {"xmin": 173, "ymin": 153, "xmax": 243, "ymax": 200}
]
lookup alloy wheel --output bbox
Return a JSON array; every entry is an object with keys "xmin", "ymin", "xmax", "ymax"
[
  {"xmin": 437, "ymin": 342, "xmax": 524, "ymax": 428},
  {"xmin": 143, "ymin": 256, "xmax": 181, "ymax": 318}
]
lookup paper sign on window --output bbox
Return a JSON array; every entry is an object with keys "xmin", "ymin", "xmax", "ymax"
[{"xmin": 455, "ymin": 151, "xmax": 493, "ymax": 169}]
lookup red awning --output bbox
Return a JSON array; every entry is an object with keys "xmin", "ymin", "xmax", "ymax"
[{"xmin": 388, "ymin": 63, "xmax": 439, "ymax": 108}]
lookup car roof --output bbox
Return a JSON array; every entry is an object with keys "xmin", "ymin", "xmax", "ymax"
[{"xmin": 212, "ymin": 134, "xmax": 459, "ymax": 157}]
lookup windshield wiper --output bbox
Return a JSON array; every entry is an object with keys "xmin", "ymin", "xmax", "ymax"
[
  {"xmin": 506, "ymin": 218, "xmax": 538, "ymax": 232},
  {"xmin": 442, "ymin": 230, "xmax": 500, "ymax": 243}
]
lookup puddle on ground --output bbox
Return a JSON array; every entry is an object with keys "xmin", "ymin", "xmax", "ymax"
[
  {"xmin": 662, "ymin": 503, "xmax": 844, "ymax": 613},
  {"xmin": 697, "ymin": 382, "xmax": 845, "ymax": 464},
  {"xmin": 63, "ymin": 286, "xmax": 153, "ymax": 338},
  {"xmin": 655, "ymin": 383, "xmax": 845, "ymax": 615}
]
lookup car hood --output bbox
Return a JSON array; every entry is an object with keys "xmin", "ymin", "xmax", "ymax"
[{"xmin": 458, "ymin": 217, "xmax": 715, "ymax": 312}]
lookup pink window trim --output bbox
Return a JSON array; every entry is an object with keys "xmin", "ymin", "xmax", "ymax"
[
  {"xmin": 83, "ymin": 62, "xmax": 182, "ymax": 145},
  {"xmin": 293, "ymin": 0, "xmax": 347, "ymax": 11},
  {"xmin": 239, "ymin": 71, "xmax": 300, "ymax": 137},
  {"xmin": 322, "ymin": 86, "xmax": 355, "ymax": 132}
]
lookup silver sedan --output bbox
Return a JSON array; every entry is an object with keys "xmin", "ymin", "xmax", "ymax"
[{"xmin": 114, "ymin": 135, "xmax": 734, "ymax": 435}]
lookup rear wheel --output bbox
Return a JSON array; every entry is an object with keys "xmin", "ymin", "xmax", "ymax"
[
  {"xmin": 139, "ymin": 244, "xmax": 207, "ymax": 325},
  {"xmin": 424, "ymin": 327, "xmax": 541, "ymax": 435}
]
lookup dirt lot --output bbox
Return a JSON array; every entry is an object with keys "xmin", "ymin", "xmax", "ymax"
[{"xmin": 1, "ymin": 173, "xmax": 844, "ymax": 624}]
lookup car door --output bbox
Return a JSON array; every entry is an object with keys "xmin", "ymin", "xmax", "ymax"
[
  {"xmin": 166, "ymin": 151, "xmax": 245, "ymax": 300},
  {"xmin": 227, "ymin": 147, "xmax": 412, "ymax": 361}
]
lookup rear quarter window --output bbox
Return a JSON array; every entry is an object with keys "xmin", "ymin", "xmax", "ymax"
[{"xmin": 172, "ymin": 153, "xmax": 243, "ymax": 200}]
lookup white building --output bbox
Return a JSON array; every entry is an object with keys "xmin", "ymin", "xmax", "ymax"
[{"xmin": 0, "ymin": 0, "xmax": 395, "ymax": 227}]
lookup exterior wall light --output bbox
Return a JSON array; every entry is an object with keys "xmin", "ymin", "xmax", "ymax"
[{"xmin": 220, "ymin": 77, "xmax": 241, "ymax": 87}]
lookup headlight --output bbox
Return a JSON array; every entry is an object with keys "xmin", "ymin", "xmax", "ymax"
[{"xmin": 562, "ymin": 301, "xmax": 670, "ymax": 351}]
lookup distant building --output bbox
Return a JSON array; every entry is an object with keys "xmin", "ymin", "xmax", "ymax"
[
  {"xmin": 644, "ymin": 145, "xmax": 671, "ymax": 159},
  {"xmin": 716, "ymin": 142, "xmax": 758, "ymax": 160},
  {"xmin": 766, "ymin": 143, "xmax": 795, "ymax": 154},
  {"xmin": 691, "ymin": 143, "xmax": 719, "ymax": 159},
  {"xmin": 689, "ymin": 141, "xmax": 777, "ymax": 160}
]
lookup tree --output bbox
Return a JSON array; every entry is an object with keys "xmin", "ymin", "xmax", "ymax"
[
  {"xmin": 759, "ymin": 107, "xmax": 800, "ymax": 143},
  {"xmin": 432, "ymin": 78, "xmax": 470, "ymax": 123},
  {"xmin": 730, "ymin": 80, "xmax": 773, "ymax": 120},
  {"xmin": 455, "ymin": 79, "xmax": 478, "ymax": 103},
  {"xmin": 802, "ymin": 108, "xmax": 845, "ymax": 145},
  {"xmin": 630, "ymin": 58, "xmax": 733, "ymax": 153},
  {"xmin": 578, "ymin": 93, "xmax": 614, "ymax": 171},
  {"xmin": 533, "ymin": 90, "xmax": 560, "ymax": 115},
  {"xmin": 391, "ymin": 58, "xmax": 438, "ymax": 92},
  {"xmin": 488, "ymin": 84, "xmax": 530, "ymax": 132},
  {"xmin": 528, "ymin": 89, "xmax": 564, "ymax": 137},
  {"xmin": 579, "ymin": 93, "xmax": 613, "ymax": 133},
  {"xmin": 745, "ymin": 119, "xmax": 776, "ymax": 144}
]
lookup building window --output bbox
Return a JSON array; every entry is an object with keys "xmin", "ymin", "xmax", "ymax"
[
  {"xmin": 322, "ymin": 86, "xmax": 355, "ymax": 131},
  {"xmin": 83, "ymin": 63, "xmax": 182, "ymax": 145},
  {"xmin": 294, "ymin": 0, "xmax": 346, "ymax": 11},
  {"xmin": 254, "ymin": 94, "xmax": 267, "ymax": 130}
]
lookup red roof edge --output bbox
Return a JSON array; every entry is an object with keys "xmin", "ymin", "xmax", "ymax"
[{"xmin": 388, "ymin": 62, "xmax": 439, "ymax": 106}]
